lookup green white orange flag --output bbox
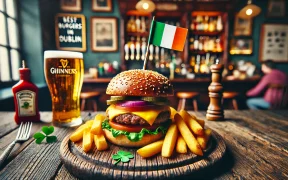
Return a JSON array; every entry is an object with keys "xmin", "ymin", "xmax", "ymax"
[{"xmin": 148, "ymin": 20, "xmax": 188, "ymax": 51}]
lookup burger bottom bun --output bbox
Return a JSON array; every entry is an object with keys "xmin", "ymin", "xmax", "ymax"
[{"xmin": 103, "ymin": 129, "xmax": 164, "ymax": 148}]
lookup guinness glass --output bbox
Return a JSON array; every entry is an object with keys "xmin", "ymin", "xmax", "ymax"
[{"xmin": 44, "ymin": 51, "xmax": 84, "ymax": 127}]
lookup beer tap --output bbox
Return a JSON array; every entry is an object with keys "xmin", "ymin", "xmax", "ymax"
[
  {"xmin": 149, "ymin": 44, "xmax": 154, "ymax": 61},
  {"xmin": 130, "ymin": 43, "xmax": 135, "ymax": 60},
  {"xmin": 160, "ymin": 48, "xmax": 165, "ymax": 61},
  {"xmin": 135, "ymin": 42, "xmax": 140, "ymax": 60},
  {"xmin": 155, "ymin": 46, "xmax": 159, "ymax": 61},
  {"xmin": 141, "ymin": 42, "xmax": 146, "ymax": 60},
  {"xmin": 124, "ymin": 44, "xmax": 129, "ymax": 61}
]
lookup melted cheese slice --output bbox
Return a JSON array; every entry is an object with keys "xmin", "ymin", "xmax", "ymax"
[{"xmin": 107, "ymin": 104, "xmax": 170, "ymax": 125}]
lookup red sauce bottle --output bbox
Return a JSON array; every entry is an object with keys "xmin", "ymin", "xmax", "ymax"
[{"xmin": 12, "ymin": 61, "xmax": 40, "ymax": 124}]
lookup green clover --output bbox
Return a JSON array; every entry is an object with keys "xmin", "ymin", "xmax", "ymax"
[
  {"xmin": 33, "ymin": 126, "xmax": 57, "ymax": 144},
  {"xmin": 112, "ymin": 150, "xmax": 134, "ymax": 165},
  {"xmin": 21, "ymin": 102, "xmax": 30, "ymax": 109}
]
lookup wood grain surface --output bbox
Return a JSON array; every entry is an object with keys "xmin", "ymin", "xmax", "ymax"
[
  {"xmin": 59, "ymin": 130, "xmax": 225, "ymax": 179},
  {"xmin": 0, "ymin": 110, "xmax": 287, "ymax": 180}
]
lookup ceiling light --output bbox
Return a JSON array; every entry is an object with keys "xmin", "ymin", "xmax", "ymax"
[
  {"xmin": 238, "ymin": 0, "xmax": 261, "ymax": 19},
  {"xmin": 136, "ymin": 0, "xmax": 156, "ymax": 13}
]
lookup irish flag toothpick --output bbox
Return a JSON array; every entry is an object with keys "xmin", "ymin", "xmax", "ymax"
[{"xmin": 143, "ymin": 17, "xmax": 188, "ymax": 70}]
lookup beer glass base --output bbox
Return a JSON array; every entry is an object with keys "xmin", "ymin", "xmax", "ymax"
[{"xmin": 53, "ymin": 116, "xmax": 83, "ymax": 127}]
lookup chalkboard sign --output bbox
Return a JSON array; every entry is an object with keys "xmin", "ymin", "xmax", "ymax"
[{"xmin": 55, "ymin": 14, "xmax": 86, "ymax": 52}]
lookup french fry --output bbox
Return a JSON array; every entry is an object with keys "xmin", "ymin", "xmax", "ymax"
[
  {"xmin": 70, "ymin": 124, "xmax": 89, "ymax": 142},
  {"xmin": 162, "ymin": 124, "xmax": 178, "ymax": 157},
  {"xmin": 196, "ymin": 119, "xmax": 205, "ymax": 128},
  {"xmin": 94, "ymin": 134, "xmax": 108, "ymax": 151},
  {"xmin": 70, "ymin": 119, "xmax": 96, "ymax": 142},
  {"xmin": 82, "ymin": 129, "xmax": 94, "ymax": 152},
  {"xmin": 91, "ymin": 119, "xmax": 103, "ymax": 135},
  {"xmin": 94, "ymin": 114, "xmax": 106, "ymax": 121},
  {"xmin": 137, "ymin": 140, "xmax": 164, "ymax": 158},
  {"xmin": 197, "ymin": 129, "xmax": 212, "ymax": 150},
  {"xmin": 175, "ymin": 114, "xmax": 203, "ymax": 156},
  {"xmin": 179, "ymin": 110, "xmax": 204, "ymax": 136},
  {"xmin": 176, "ymin": 135, "xmax": 187, "ymax": 154},
  {"xmin": 169, "ymin": 107, "xmax": 178, "ymax": 122}
]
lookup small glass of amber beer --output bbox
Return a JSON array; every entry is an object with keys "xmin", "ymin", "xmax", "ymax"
[{"xmin": 44, "ymin": 51, "xmax": 84, "ymax": 127}]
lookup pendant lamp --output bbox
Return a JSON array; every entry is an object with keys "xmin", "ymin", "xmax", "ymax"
[
  {"xmin": 238, "ymin": 0, "xmax": 261, "ymax": 19},
  {"xmin": 136, "ymin": 0, "xmax": 156, "ymax": 13}
]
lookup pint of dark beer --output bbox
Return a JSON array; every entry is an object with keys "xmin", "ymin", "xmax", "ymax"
[{"xmin": 44, "ymin": 51, "xmax": 84, "ymax": 127}]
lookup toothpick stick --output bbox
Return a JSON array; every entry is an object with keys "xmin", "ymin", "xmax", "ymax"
[{"xmin": 143, "ymin": 16, "xmax": 155, "ymax": 70}]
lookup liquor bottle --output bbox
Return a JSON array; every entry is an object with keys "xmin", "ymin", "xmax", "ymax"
[
  {"xmin": 198, "ymin": 36, "xmax": 203, "ymax": 51},
  {"xmin": 195, "ymin": 15, "xmax": 201, "ymax": 30},
  {"xmin": 190, "ymin": 55, "xmax": 196, "ymax": 69},
  {"xmin": 216, "ymin": 37, "xmax": 222, "ymax": 52},
  {"xmin": 12, "ymin": 61, "xmax": 40, "ymax": 124},
  {"xmin": 189, "ymin": 37, "xmax": 194, "ymax": 50},
  {"xmin": 204, "ymin": 16, "xmax": 209, "ymax": 31},
  {"xmin": 208, "ymin": 17, "xmax": 215, "ymax": 32},
  {"xmin": 195, "ymin": 55, "xmax": 201, "ymax": 73},
  {"xmin": 130, "ymin": 16, "xmax": 136, "ymax": 32},
  {"xmin": 135, "ymin": 16, "xmax": 141, "ymax": 33},
  {"xmin": 194, "ymin": 36, "xmax": 199, "ymax": 50},
  {"xmin": 140, "ymin": 16, "xmax": 146, "ymax": 33},
  {"xmin": 127, "ymin": 16, "xmax": 132, "ymax": 32},
  {"xmin": 216, "ymin": 16, "xmax": 223, "ymax": 31}
]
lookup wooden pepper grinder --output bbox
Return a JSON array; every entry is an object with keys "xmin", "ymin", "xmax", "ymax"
[{"xmin": 206, "ymin": 63, "xmax": 224, "ymax": 121}]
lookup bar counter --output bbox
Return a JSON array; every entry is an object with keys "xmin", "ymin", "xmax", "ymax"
[
  {"xmin": 83, "ymin": 76, "xmax": 260, "ymax": 93},
  {"xmin": 83, "ymin": 76, "xmax": 260, "ymax": 110},
  {"xmin": 0, "ymin": 110, "xmax": 287, "ymax": 179}
]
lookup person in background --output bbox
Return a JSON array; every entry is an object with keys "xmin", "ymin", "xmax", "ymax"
[{"xmin": 246, "ymin": 60, "xmax": 288, "ymax": 109}]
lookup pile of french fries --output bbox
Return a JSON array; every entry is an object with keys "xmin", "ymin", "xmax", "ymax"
[
  {"xmin": 69, "ymin": 108, "xmax": 211, "ymax": 158},
  {"xmin": 137, "ymin": 108, "xmax": 212, "ymax": 158},
  {"xmin": 69, "ymin": 114, "xmax": 109, "ymax": 152}
]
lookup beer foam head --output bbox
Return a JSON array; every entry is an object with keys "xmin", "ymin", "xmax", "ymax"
[{"xmin": 44, "ymin": 51, "xmax": 83, "ymax": 59}]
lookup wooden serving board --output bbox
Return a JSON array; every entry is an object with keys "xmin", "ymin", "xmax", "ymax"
[{"xmin": 60, "ymin": 130, "xmax": 226, "ymax": 180}]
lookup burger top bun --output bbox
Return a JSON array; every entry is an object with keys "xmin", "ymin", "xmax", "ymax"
[{"xmin": 106, "ymin": 69, "xmax": 174, "ymax": 97}]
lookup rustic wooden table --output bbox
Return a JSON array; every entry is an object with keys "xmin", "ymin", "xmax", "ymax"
[{"xmin": 0, "ymin": 110, "xmax": 287, "ymax": 179}]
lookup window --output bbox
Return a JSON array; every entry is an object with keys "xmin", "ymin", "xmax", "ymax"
[{"xmin": 0, "ymin": 0, "xmax": 20, "ymax": 82}]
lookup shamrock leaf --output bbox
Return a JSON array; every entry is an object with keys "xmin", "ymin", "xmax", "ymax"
[
  {"xmin": 34, "ymin": 132, "xmax": 46, "ymax": 144},
  {"xmin": 42, "ymin": 126, "xmax": 54, "ymax": 135},
  {"xmin": 33, "ymin": 126, "xmax": 57, "ymax": 144},
  {"xmin": 112, "ymin": 150, "xmax": 134, "ymax": 165},
  {"xmin": 46, "ymin": 136, "xmax": 57, "ymax": 143}
]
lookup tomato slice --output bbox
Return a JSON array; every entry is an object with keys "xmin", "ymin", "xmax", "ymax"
[{"xmin": 109, "ymin": 121, "xmax": 158, "ymax": 133}]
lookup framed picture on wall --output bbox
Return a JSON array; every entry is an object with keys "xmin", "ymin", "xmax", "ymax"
[
  {"xmin": 259, "ymin": 24, "xmax": 288, "ymax": 63},
  {"xmin": 55, "ymin": 14, "xmax": 86, "ymax": 52},
  {"xmin": 230, "ymin": 39, "xmax": 253, "ymax": 55},
  {"xmin": 60, "ymin": 0, "xmax": 82, "ymax": 12},
  {"xmin": 234, "ymin": 14, "xmax": 252, "ymax": 36},
  {"xmin": 91, "ymin": 17, "xmax": 118, "ymax": 52},
  {"xmin": 267, "ymin": 0, "xmax": 286, "ymax": 17},
  {"xmin": 92, "ymin": 0, "xmax": 112, "ymax": 12}
]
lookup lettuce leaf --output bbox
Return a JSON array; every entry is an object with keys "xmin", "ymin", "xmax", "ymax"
[{"xmin": 102, "ymin": 120, "xmax": 169, "ymax": 142}]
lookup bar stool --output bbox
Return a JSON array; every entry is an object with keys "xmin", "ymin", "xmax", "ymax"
[
  {"xmin": 176, "ymin": 92, "xmax": 199, "ymax": 111},
  {"xmin": 222, "ymin": 92, "xmax": 239, "ymax": 110},
  {"xmin": 80, "ymin": 91, "xmax": 100, "ymax": 111},
  {"xmin": 268, "ymin": 84, "xmax": 288, "ymax": 109}
]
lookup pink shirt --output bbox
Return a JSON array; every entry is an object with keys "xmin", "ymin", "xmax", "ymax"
[{"xmin": 246, "ymin": 69, "xmax": 288, "ymax": 104}]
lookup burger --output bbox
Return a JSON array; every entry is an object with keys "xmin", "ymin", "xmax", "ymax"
[{"xmin": 102, "ymin": 69, "xmax": 174, "ymax": 147}]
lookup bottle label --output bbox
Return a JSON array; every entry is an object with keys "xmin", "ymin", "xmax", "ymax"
[{"xmin": 16, "ymin": 90, "xmax": 36, "ymax": 116}]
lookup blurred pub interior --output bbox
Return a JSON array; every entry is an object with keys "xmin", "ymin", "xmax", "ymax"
[{"xmin": 0, "ymin": 0, "xmax": 287, "ymax": 111}]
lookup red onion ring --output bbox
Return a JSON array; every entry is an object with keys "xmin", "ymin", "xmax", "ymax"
[{"xmin": 117, "ymin": 101, "xmax": 153, "ymax": 107}]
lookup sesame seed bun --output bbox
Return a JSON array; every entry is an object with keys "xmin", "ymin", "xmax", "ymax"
[
  {"xmin": 106, "ymin": 69, "xmax": 174, "ymax": 97},
  {"xmin": 103, "ymin": 129, "xmax": 164, "ymax": 147}
]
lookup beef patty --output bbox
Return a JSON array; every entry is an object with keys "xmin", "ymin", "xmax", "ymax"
[{"xmin": 112, "ymin": 111, "xmax": 170, "ymax": 125}]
